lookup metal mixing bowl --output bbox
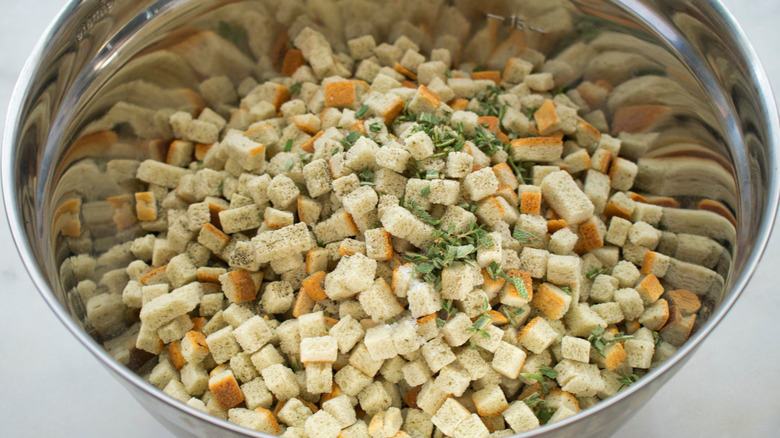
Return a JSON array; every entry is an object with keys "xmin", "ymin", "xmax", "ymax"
[{"xmin": 3, "ymin": 0, "xmax": 778, "ymax": 437}]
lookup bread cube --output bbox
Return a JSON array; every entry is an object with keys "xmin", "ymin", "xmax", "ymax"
[
  {"xmin": 452, "ymin": 413, "xmax": 490, "ymax": 438},
  {"xmin": 472, "ymin": 384, "xmax": 509, "ymax": 418},
  {"xmin": 304, "ymin": 409, "xmax": 342, "ymax": 438},
  {"xmin": 329, "ymin": 314, "xmax": 365, "ymax": 354},
  {"xmin": 322, "ymin": 394, "xmax": 357, "ymax": 428},
  {"xmin": 364, "ymin": 324, "xmax": 398, "ymax": 361},
  {"xmin": 503, "ymin": 400, "xmax": 540, "ymax": 433},
  {"xmin": 517, "ymin": 317, "xmax": 558, "ymax": 354},
  {"xmin": 491, "ymin": 341, "xmax": 527, "ymax": 379},
  {"xmin": 360, "ymin": 278, "xmax": 404, "ymax": 322},
  {"xmin": 463, "ymin": 167, "xmax": 499, "ymax": 201},
  {"xmin": 531, "ymin": 283, "xmax": 572, "ymax": 320},
  {"xmin": 209, "ymin": 369, "xmax": 244, "ymax": 410},
  {"xmin": 262, "ymin": 281, "xmax": 295, "ymax": 314},
  {"xmin": 540, "ymin": 170, "xmax": 594, "ymax": 225},
  {"xmin": 261, "ymin": 363, "xmax": 300, "ymax": 401}
]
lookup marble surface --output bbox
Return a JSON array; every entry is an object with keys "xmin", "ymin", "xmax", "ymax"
[{"xmin": 1, "ymin": 1, "xmax": 778, "ymax": 437}]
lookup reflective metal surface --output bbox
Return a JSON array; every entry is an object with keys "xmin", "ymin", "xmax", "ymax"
[{"xmin": 3, "ymin": 0, "xmax": 778, "ymax": 437}]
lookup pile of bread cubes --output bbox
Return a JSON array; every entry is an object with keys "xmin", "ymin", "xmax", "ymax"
[{"xmin": 72, "ymin": 22, "xmax": 730, "ymax": 438}]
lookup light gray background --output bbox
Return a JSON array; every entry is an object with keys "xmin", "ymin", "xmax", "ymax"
[{"xmin": 1, "ymin": 1, "xmax": 777, "ymax": 437}]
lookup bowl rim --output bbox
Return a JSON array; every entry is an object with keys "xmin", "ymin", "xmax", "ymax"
[{"xmin": 3, "ymin": 0, "xmax": 779, "ymax": 437}]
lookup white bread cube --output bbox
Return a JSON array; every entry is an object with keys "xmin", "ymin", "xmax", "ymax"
[
  {"xmin": 491, "ymin": 341, "xmax": 527, "ymax": 379},
  {"xmin": 277, "ymin": 397, "xmax": 313, "ymax": 427},
  {"xmin": 431, "ymin": 398, "xmax": 471, "ymax": 436},
  {"xmin": 404, "ymin": 131, "xmax": 435, "ymax": 161},
  {"xmin": 614, "ymin": 287, "xmax": 645, "ymax": 321},
  {"xmin": 300, "ymin": 335, "xmax": 338, "ymax": 363},
  {"xmin": 625, "ymin": 339, "xmax": 655, "ymax": 369},
  {"xmin": 360, "ymin": 278, "xmax": 404, "ymax": 322},
  {"xmin": 631, "ymin": 202, "xmax": 663, "ymax": 226},
  {"xmin": 416, "ymin": 380, "xmax": 449, "ymax": 415},
  {"xmin": 463, "ymin": 167, "xmax": 499, "ymax": 201},
  {"xmin": 628, "ymin": 221, "xmax": 662, "ymax": 249},
  {"xmin": 140, "ymin": 282, "xmax": 202, "ymax": 330},
  {"xmin": 348, "ymin": 35, "xmax": 376, "ymax": 60},
  {"xmin": 518, "ymin": 248, "xmax": 549, "ymax": 279},
  {"xmin": 329, "ymin": 314, "xmax": 365, "ymax": 354},
  {"xmin": 205, "ymin": 325, "xmax": 240, "ymax": 364},
  {"xmin": 456, "ymin": 347, "xmax": 491, "ymax": 381},
  {"xmin": 158, "ymin": 314, "xmax": 193, "ymax": 344},
  {"xmin": 358, "ymin": 381, "xmax": 392, "ymax": 417},
  {"xmin": 554, "ymin": 359, "xmax": 604, "ymax": 397},
  {"xmin": 392, "ymin": 319, "xmax": 421, "ymax": 355},
  {"xmin": 267, "ymin": 174, "xmax": 301, "ymax": 209},
  {"xmin": 612, "ymin": 260, "xmax": 641, "ymax": 288},
  {"xmin": 222, "ymin": 303, "xmax": 254, "ymax": 328},
  {"xmin": 547, "ymin": 254, "xmax": 582, "ymax": 287},
  {"xmin": 304, "ymin": 410, "xmax": 342, "ymax": 438},
  {"xmin": 306, "ymin": 362, "xmax": 333, "ymax": 394},
  {"xmin": 261, "ymin": 363, "xmax": 300, "ymax": 401},
  {"xmin": 298, "ymin": 311, "xmax": 327, "ymax": 339},
  {"xmin": 434, "ymin": 364, "xmax": 472, "ymax": 397},
  {"xmin": 349, "ymin": 342, "xmax": 385, "ymax": 377},
  {"xmin": 609, "ymin": 157, "xmax": 638, "ymax": 191},
  {"xmin": 364, "ymin": 324, "xmax": 398, "ymax": 361},
  {"xmin": 472, "ymin": 384, "xmax": 509, "ymax": 418},
  {"xmin": 591, "ymin": 302, "xmax": 625, "ymax": 325},
  {"xmin": 439, "ymin": 205, "xmax": 478, "ymax": 234},
  {"xmin": 561, "ymin": 335, "xmax": 591, "ymax": 363},
  {"xmin": 376, "ymin": 145, "xmax": 412, "ymax": 174},
  {"xmin": 503, "ymin": 400, "xmax": 540, "ymax": 433},
  {"xmin": 452, "ymin": 413, "xmax": 490, "ymax": 438},
  {"xmin": 406, "ymin": 280, "xmax": 442, "ymax": 318},
  {"xmin": 540, "ymin": 170, "xmax": 594, "ymax": 225},
  {"xmin": 590, "ymin": 274, "xmax": 619, "ymax": 303},
  {"xmin": 334, "ymin": 365, "xmax": 373, "ymax": 397},
  {"xmin": 605, "ymin": 216, "xmax": 632, "ymax": 247},
  {"xmin": 517, "ymin": 317, "xmax": 558, "ymax": 354},
  {"xmin": 322, "ymin": 394, "xmax": 357, "ymax": 428},
  {"xmin": 402, "ymin": 358, "xmax": 432, "ymax": 387},
  {"xmin": 241, "ymin": 378, "xmax": 273, "ymax": 410},
  {"xmin": 477, "ymin": 231, "xmax": 503, "ymax": 267},
  {"xmin": 549, "ymin": 227, "xmax": 578, "ymax": 255},
  {"xmin": 208, "ymin": 370, "xmax": 244, "ymax": 410},
  {"xmin": 230, "ymin": 351, "xmax": 259, "ymax": 383},
  {"xmin": 303, "ymin": 159, "xmax": 333, "ymax": 198},
  {"xmin": 583, "ymin": 169, "xmax": 611, "ymax": 213},
  {"xmin": 181, "ymin": 330, "xmax": 210, "ymax": 364},
  {"xmin": 441, "ymin": 262, "xmax": 475, "ymax": 301},
  {"xmin": 473, "ymin": 324, "xmax": 504, "ymax": 353},
  {"xmin": 445, "ymin": 151, "xmax": 474, "ymax": 178},
  {"xmin": 421, "ymin": 337, "xmax": 456, "ymax": 373},
  {"xmin": 261, "ymin": 281, "xmax": 295, "ymax": 314},
  {"xmin": 564, "ymin": 302, "xmax": 607, "ymax": 338}
]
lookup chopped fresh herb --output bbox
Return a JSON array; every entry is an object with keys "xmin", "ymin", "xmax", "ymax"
[
  {"xmin": 472, "ymin": 125, "xmax": 505, "ymax": 156},
  {"xmin": 369, "ymin": 122, "xmax": 383, "ymax": 132},
  {"xmin": 331, "ymin": 147, "xmax": 340, "ymax": 156},
  {"xmin": 436, "ymin": 318, "xmax": 446, "ymax": 328},
  {"xmin": 359, "ymin": 167, "xmax": 375, "ymax": 186},
  {"xmin": 653, "ymin": 331, "xmax": 662, "ymax": 345},
  {"xmin": 507, "ymin": 156, "xmax": 535, "ymax": 185},
  {"xmin": 289, "ymin": 360, "xmax": 302, "ymax": 372},
  {"xmin": 442, "ymin": 300, "xmax": 458, "ymax": 318},
  {"xmin": 500, "ymin": 271, "xmax": 530, "ymax": 300},
  {"xmin": 501, "ymin": 307, "xmax": 516, "ymax": 326},
  {"xmin": 482, "ymin": 298, "xmax": 490, "ymax": 312},
  {"xmin": 588, "ymin": 326, "xmax": 634, "ymax": 358},
  {"xmin": 539, "ymin": 365, "xmax": 558, "ymax": 379},
  {"xmin": 524, "ymin": 107, "xmax": 539, "ymax": 119},
  {"xmin": 617, "ymin": 372, "xmax": 639, "ymax": 390},
  {"xmin": 473, "ymin": 66, "xmax": 485, "ymax": 73},
  {"xmin": 523, "ymin": 392, "xmax": 556, "ymax": 425},
  {"xmin": 285, "ymin": 160, "xmax": 294, "ymax": 172},
  {"xmin": 404, "ymin": 222, "xmax": 493, "ymax": 290},
  {"xmin": 513, "ymin": 227, "xmax": 544, "ymax": 248},
  {"xmin": 586, "ymin": 268, "xmax": 610, "ymax": 280},
  {"xmin": 356, "ymin": 104, "xmax": 370, "ymax": 119},
  {"xmin": 520, "ymin": 373, "xmax": 546, "ymax": 383},
  {"xmin": 284, "ymin": 139, "xmax": 293, "ymax": 152},
  {"xmin": 289, "ymin": 82, "xmax": 302, "ymax": 95},
  {"xmin": 217, "ymin": 21, "xmax": 251, "ymax": 57},
  {"xmin": 421, "ymin": 185, "xmax": 431, "ymax": 197},
  {"xmin": 487, "ymin": 261, "xmax": 503, "ymax": 281},
  {"xmin": 340, "ymin": 131, "xmax": 363, "ymax": 150},
  {"xmin": 475, "ymin": 85, "xmax": 506, "ymax": 118},
  {"xmin": 560, "ymin": 286, "xmax": 573, "ymax": 295},
  {"xmin": 552, "ymin": 86, "xmax": 569, "ymax": 96},
  {"xmin": 385, "ymin": 318, "xmax": 396, "ymax": 325},
  {"xmin": 196, "ymin": 160, "xmax": 204, "ymax": 166},
  {"xmin": 404, "ymin": 199, "xmax": 440, "ymax": 226},
  {"xmin": 458, "ymin": 201, "xmax": 479, "ymax": 213},
  {"xmin": 445, "ymin": 69, "xmax": 453, "ymax": 78},
  {"xmin": 217, "ymin": 182, "xmax": 224, "ymax": 193}
]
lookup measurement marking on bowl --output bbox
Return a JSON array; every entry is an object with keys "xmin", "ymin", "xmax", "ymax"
[{"xmin": 75, "ymin": 0, "xmax": 114, "ymax": 43}]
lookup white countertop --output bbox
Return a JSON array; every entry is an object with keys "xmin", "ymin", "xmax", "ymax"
[{"xmin": 1, "ymin": 1, "xmax": 778, "ymax": 437}]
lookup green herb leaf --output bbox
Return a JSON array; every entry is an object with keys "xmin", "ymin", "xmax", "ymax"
[
  {"xmin": 617, "ymin": 372, "xmax": 639, "ymax": 390},
  {"xmin": 520, "ymin": 373, "xmax": 546, "ymax": 383},
  {"xmin": 285, "ymin": 160, "xmax": 294, "ymax": 172},
  {"xmin": 539, "ymin": 365, "xmax": 558, "ymax": 379},
  {"xmin": 588, "ymin": 327, "xmax": 634, "ymax": 358},
  {"xmin": 356, "ymin": 104, "xmax": 369, "ymax": 119},
  {"xmin": 445, "ymin": 69, "xmax": 453, "ymax": 78},
  {"xmin": 405, "ymin": 199, "xmax": 441, "ymax": 226},
  {"xmin": 586, "ymin": 268, "xmax": 609, "ymax": 280},
  {"xmin": 416, "ymin": 262, "xmax": 435, "ymax": 274},
  {"xmin": 284, "ymin": 139, "xmax": 293, "ymax": 152},
  {"xmin": 487, "ymin": 261, "xmax": 502, "ymax": 281},
  {"xmin": 369, "ymin": 122, "xmax": 383, "ymax": 132},
  {"xmin": 340, "ymin": 131, "xmax": 363, "ymax": 150},
  {"xmin": 560, "ymin": 285, "xmax": 573, "ymax": 295},
  {"xmin": 290, "ymin": 82, "xmax": 302, "ymax": 95},
  {"xmin": 500, "ymin": 271, "xmax": 530, "ymax": 301},
  {"xmin": 436, "ymin": 318, "xmax": 446, "ymax": 328},
  {"xmin": 513, "ymin": 227, "xmax": 544, "ymax": 248},
  {"xmin": 421, "ymin": 185, "xmax": 431, "ymax": 197}
]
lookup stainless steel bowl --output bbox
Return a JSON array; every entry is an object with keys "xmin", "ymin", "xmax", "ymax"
[{"xmin": 4, "ymin": 0, "xmax": 778, "ymax": 437}]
